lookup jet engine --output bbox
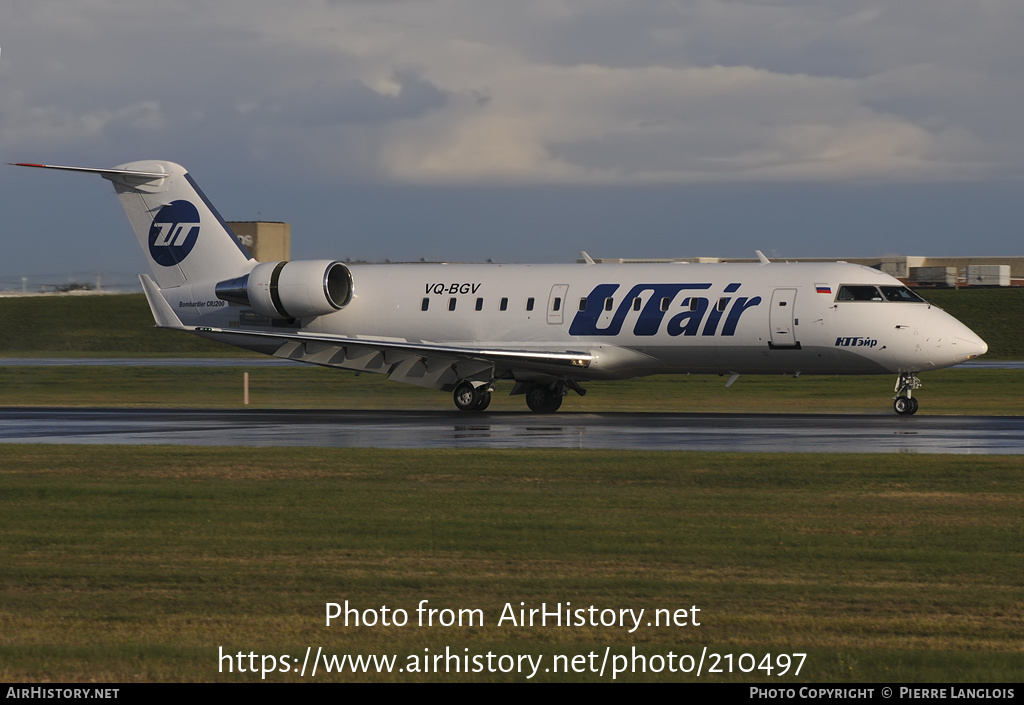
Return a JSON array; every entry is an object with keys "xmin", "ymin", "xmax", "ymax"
[{"xmin": 215, "ymin": 260, "xmax": 353, "ymax": 319}]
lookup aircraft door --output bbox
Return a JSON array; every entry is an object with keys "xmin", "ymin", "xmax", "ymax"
[
  {"xmin": 548, "ymin": 284, "xmax": 569, "ymax": 324},
  {"xmin": 769, "ymin": 288, "xmax": 799, "ymax": 348}
]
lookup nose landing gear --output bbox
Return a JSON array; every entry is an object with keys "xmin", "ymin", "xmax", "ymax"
[{"xmin": 893, "ymin": 372, "xmax": 922, "ymax": 415}]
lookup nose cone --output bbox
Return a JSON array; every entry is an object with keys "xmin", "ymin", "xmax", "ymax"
[
  {"xmin": 952, "ymin": 330, "xmax": 988, "ymax": 363},
  {"xmin": 942, "ymin": 310, "xmax": 988, "ymax": 365},
  {"xmin": 923, "ymin": 309, "xmax": 988, "ymax": 370}
]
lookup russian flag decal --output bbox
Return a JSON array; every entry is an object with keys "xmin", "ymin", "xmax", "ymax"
[{"xmin": 815, "ymin": 284, "xmax": 832, "ymax": 294}]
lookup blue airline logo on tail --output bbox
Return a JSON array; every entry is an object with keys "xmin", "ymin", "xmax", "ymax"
[
  {"xmin": 569, "ymin": 283, "xmax": 762, "ymax": 337},
  {"xmin": 149, "ymin": 200, "xmax": 200, "ymax": 266}
]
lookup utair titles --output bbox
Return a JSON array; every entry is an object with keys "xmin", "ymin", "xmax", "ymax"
[{"xmin": 423, "ymin": 280, "xmax": 762, "ymax": 338}]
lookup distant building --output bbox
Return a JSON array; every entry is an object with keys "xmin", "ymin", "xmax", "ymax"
[
  {"xmin": 227, "ymin": 222, "xmax": 290, "ymax": 262},
  {"xmin": 584, "ymin": 255, "xmax": 1024, "ymax": 287}
]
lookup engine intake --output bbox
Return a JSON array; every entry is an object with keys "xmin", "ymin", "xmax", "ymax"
[{"xmin": 216, "ymin": 260, "xmax": 353, "ymax": 319}]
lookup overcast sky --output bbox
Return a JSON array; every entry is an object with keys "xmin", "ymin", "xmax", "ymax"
[{"xmin": 2, "ymin": 0, "xmax": 1023, "ymax": 288}]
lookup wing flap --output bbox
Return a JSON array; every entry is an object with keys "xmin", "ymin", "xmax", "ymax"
[
  {"xmin": 191, "ymin": 323, "xmax": 592, "ymax": 389},
  {"xmin": 195, "ymin": 324, "xmax": 592, "ymax": 368},
  {"xmin": 136, "ymin": 279, "xmax": 593, "ymax": 389}
]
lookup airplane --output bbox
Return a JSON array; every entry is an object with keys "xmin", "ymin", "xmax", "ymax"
[{"xmin": 16, "ymin": 160, "xmax": 988, "ymax": 415}]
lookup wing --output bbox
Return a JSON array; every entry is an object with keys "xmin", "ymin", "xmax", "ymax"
[{"xmin": 142, "ymin": 275, "xmax": 592, "ymax": 390}]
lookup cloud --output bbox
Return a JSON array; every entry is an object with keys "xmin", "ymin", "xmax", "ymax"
[
  {"xmin": 0, "ymin": 92, "xmax": 164, "ymax": 150},
  {"xmin": 1, "ymin": 0, "xmax": 1022, "ymax": 184},
  {"xmin": 247, "ymin": 69, "xmax": 448, "ymax": 129},
  {"xmin": 379, "ymin": 61, "xmax": 995, "ymax": 183}
]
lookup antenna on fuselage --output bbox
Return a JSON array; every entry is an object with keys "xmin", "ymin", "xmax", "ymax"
[{"xmin": 755, "ymin": 250, "xmax": 771, "ymax": 264}]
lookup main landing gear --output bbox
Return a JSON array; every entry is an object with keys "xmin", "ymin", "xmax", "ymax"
[
  {"xmin": 523, "ymin": 379, "xmax": 589, "ymax": 413},
  {"xmin": 452, "ymin": 379, "xmax": 585, "ymax": 412},
  {"xmin": 524, "ymin": 383, "xmax": 562, "ymax": 413},
  {"xmin": 453, "ymin": 381, "xmax": 491, "ymax": 412},
  {"xmin": 893, "ymin": 372, "xmax": 922, "ymax": 416}
]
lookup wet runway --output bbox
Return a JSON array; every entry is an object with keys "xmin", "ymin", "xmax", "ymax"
[{"xmin": 1, "ymin": 407, "xmax": 1021, "ymax": 454}]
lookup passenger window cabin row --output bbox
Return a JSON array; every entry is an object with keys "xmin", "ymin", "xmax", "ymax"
[
  {"xmin": 421, "ymin": 296, "xmax": 529, "ymax": 312},
  {"xmin": 420, "ymin": 295, "xmax": 732, "ymax": 313},
  {"xmin": 419, "ymin": 285, "xmax": 925, "ymax": 313}
]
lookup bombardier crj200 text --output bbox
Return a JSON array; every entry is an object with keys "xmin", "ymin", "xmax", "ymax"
[{"xmin": 17, "ymin": 161, "xmax": 988, "ymax": 415}]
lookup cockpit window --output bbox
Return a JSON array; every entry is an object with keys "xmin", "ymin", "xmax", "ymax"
[
  {"xmin": 836, "ymin": 284, "xmax": 927, "ymax": 303},
  {"xmin": 880, "ymin": 286, "xmax": 925, "ymax": 303},
  {"xmin": 836, "ymin": 285, "xmax": 883, "ymax": 302}
]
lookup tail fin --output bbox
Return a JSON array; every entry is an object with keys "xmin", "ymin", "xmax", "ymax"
[{"xmin": 15, "ymin": 161, "xmax": 254, "ymax": 289}]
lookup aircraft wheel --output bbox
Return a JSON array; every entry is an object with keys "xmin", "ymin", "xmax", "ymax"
[
  {"xmin": 525, "ymin": 384, "xmax": 562, "ymax": 413},
  {"xmin": 546, "ymin": 394, "xmax": 562, "ymax": 412},
  {"xmin": 453, "ymin": 382, "xmax": 482, "ymax": 412},
  {"xmin": 474, "ymin": 391, "xmax": 492, "ymax": 412},
  {"xmin": 893, "ymin": 397, "xmax": 915, "ymax": 415}
]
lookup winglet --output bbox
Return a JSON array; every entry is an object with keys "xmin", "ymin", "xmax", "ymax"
[{"xmin": 139, "ymin": 274, "xmax": 185, "ymax": 329}]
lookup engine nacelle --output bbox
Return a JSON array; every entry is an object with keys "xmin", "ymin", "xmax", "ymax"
[{"xmin": 216, "ymin": 260, "xmax": 353, "ymax": 319}]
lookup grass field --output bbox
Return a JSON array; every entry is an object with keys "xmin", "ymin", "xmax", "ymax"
[
  {"xmin": 1, "ymin": 446, "xmax": 1021, "ymax": 682},
  {"xmin": 0, "ymin": 293, "xmax": 241, "ymax": 357},
  {"xmin": 1, "ymin": 364, "xmax": 1022, "ymax": 415},
  {"xmin": 925, "ymin": 288, "xmax": 1024, "ymax": 360}
]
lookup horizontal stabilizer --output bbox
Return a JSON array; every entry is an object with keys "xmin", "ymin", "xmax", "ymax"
[{"xmin": 12, "ymin": 162, "xmax": 168, "ymax": 181}]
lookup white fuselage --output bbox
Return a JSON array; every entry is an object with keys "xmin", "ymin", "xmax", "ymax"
[{"xmin": 169, "ymin": 259, "xmax": 987, "ymax": 381}]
